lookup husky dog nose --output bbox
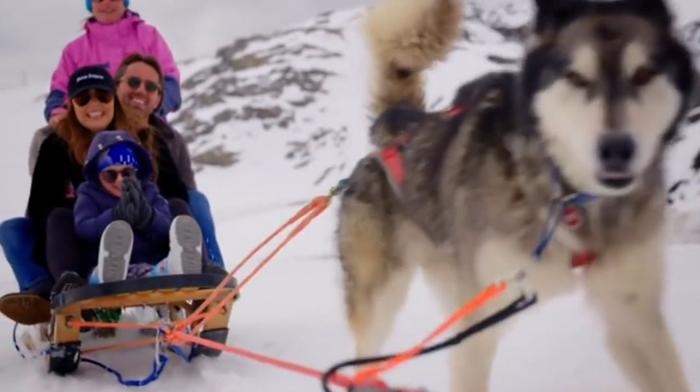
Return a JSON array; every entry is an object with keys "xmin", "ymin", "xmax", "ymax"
[{"xmin": 598, "ymin": 134, "xmax": 635, "ymax": 172}]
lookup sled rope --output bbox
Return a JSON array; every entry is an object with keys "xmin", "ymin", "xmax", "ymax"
[
  {"xmin": 162, "ymin": 279, "xmax": 531, "ymax": 392},
  {"xmin": 352, "ymin": 282, "xmax": 509, "ymax": 385},
  {"xmin": 80, "ymin": 330, "xmax": 197, "ymax": 387},
  {"xmin": 81, "ymin": 354, "xmax": 168, "ymax": 387},
  {"xmin": 323, "ymin": 288, "xmax": 538, "ymax": 392},
  {"xmin": 179, "ymin": 180, "xmax": 349, "ymax": 333},
  {"xmin": 172, "ymin": 331, "xmax": 357, "ymax": 388}
]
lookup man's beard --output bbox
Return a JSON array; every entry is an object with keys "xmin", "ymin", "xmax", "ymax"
[{"xmin": 123, "ymin": 104, "xmax": 150, "ymax": 128}]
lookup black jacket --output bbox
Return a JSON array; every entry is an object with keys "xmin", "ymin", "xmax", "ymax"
[
  {"xmin": 26, "ymin": 134, "xmax": 83, "ymax": 268},
  {"xmin": 27, "ymin": 131, "xmax": 190, "ymax": 268}
]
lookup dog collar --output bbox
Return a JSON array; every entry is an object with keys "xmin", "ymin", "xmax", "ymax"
[
  {"xmin": 533, "ymin": 192, "xmax": 595, "ymax": 259},
  {"xmin": 533, "ymin": 163, "xmax": 598, "ymax": 268},
  {"xmin": 561, "ymin": 202, "xmax": 598, "ymax": 269}
]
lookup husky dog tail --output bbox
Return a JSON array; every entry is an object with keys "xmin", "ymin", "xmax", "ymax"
[{"xmin": 365, "ymin": 0, "xmax": 463, "ymax": 118}]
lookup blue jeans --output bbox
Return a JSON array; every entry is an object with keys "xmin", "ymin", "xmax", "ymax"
[
  {"xmin": 188, "ymin": 190, "xmax": 225, "ymax": 267},
  {"xmin": 0, "ymin": 217, "xmax": 51, "ymax": 291}
]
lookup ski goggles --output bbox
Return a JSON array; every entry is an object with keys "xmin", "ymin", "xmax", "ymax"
[
  {"xmin": 72, "ymin": 89, "xmax": 114, "ymax": 107},
  {"xmin": 122, "ymin": 76, "xmax": 161, "ymax": 93},
  {"xmin": 100, "ymin": 167, "xmax": 138, "ymax": 184}
]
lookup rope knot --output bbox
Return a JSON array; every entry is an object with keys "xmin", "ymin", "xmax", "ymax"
[{"xmin": 329, "ymin": 178, "xmax": 351, "ymax": 197}]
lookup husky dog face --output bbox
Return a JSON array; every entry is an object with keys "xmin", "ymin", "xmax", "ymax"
[{"xmin": 523, "ymin": 0, "xmax": 694, "ymax": 196}]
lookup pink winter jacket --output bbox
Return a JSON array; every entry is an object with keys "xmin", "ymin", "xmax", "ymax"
[{"xmin": 45, "ymin": 11, "xmax": 181, "ymax": 121}]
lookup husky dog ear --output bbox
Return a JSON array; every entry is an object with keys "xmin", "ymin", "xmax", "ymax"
[
  {"xmin": 533, "ymin": 0, "xmax": 586, "ymax": 35},
  {"xmin": 533, "ymin": 0, "xmax": 557, "ymax": 14},
  {"xmin": 636, "ymin": 0, "xmax": 673, "ymax": 27}
]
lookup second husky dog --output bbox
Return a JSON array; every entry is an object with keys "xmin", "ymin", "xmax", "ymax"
[{"xmin": 338, "ymin": 0, "xmax": 696, "ymax": 391}]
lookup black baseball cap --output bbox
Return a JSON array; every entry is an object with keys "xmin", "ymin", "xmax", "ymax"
[{"xmin": 68, "ymin": 66, "xmax": 115, "ymax": 98}]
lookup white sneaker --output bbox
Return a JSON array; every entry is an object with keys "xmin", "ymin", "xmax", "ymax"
[
  {"xmin": 94, "ymin": 221, "xmax": 133, "ymax": 283},
  {"xmin": 166, "ymin": 216, "xmax": 203, "ymax": 275}
]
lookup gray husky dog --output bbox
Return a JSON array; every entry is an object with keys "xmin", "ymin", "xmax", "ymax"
[{"xmin": 337, "ymin": 0, "xmax": 696, "ymax": 391}]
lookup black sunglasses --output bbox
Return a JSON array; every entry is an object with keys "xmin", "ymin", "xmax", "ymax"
[
  {"xmin": 122, "ymin": 76, "xmax": 161, "ymax": 93},
  {"xmin": 73, "ymin": 89, "xmax": 114, "ymax": 107},
  {"xmin": 100, "ymin": 167, "xmax": 137, "ymax": 184}
]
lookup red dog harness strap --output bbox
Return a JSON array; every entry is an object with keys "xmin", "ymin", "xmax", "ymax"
[
  {"xmin": 373, "ymin": 146, "xmax": 407, "ymax": 198},
  {"xmin": 562, "ymin": 206, "xmax": 596, "ymax": 268}
]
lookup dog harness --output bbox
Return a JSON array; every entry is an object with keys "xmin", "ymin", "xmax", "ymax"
[
  {"xmin": 372, "ymin": 145, "xmax": 407, "ymax": 198},
  {"xmin": 372, "ymin": 106, "xmax": 467, "ymax": 198},
  {"xmin": 373, "ymin": 107, "xmax": 596, "ymax": 269},
  {"xmin": 533, "ymin": 168, "xmax": 598, "ymax": 269}
]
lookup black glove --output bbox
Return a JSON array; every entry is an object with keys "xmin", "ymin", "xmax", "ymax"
[{"xmin": 114, "ymin": 177, "xmax": 153, "ymax": 231}]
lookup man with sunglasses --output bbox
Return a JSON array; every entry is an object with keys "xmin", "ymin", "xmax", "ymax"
[{"xmin": 115, "ymin": 54, "xmax": 226, "ymax": 269}]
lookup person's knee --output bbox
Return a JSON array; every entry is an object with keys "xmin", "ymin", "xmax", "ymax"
[
  {"xmin": 188, "ymin": 191, "xmax": 213, "ymax": 226},
  {"xmin": 188, "ymin": 190, "xmax": 210, "ymax": 209},
  {"xmin": 46, "ymin": 208, "xmax": 73, "ymax": 231},
  {"xmin": 0, "ymin": 218, "xmax": 32, "ymax": 249},
  {"xmin": 47, "ymin": 208, "xmax": 73, "ymax": 221},
  {"xmin": 169, "ymin": 198, "xmax": 192, "ymax": 216}
]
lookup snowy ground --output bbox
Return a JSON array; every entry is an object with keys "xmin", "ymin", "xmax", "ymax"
[{"xmin": 1, "ymin": 11, "xmax": 700, "ymax": 392}]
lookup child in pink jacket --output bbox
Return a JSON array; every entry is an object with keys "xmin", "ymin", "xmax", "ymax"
[{"xmin": 45, "ymin": 0, "xmax": 181, "ymax": 125}]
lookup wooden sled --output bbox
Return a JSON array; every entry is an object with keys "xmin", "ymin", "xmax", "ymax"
[{"xmin": 48, "ymin": 273, "xmax": 237, "ymax": 375}]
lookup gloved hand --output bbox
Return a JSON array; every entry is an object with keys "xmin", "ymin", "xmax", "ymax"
[{"xmin": 114, "ymin": 176, "xmax": 153, "ymax": 231}]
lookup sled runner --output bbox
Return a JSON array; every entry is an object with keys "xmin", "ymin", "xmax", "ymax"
[{"xmin": 48, "ymin": 273, "xmax": 237, "ymax": 375}]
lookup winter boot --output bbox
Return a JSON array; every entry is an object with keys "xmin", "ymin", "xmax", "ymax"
[
  {"xmin": 91, "ymin": 220, "xmax": 133, "ymax": 284},
  {"xmin": 0, "ymin": 279, "xmax": 52, "ymax": 325},
  {"xmin": 51, "ymin": 271, "xmax": 86, "ymax": 299},
  {"xmin": 165, "ymin": 215, "xmax": 203, "ymax": 275}
]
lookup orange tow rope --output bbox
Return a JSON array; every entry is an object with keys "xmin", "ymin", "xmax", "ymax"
[
  {"xmin": 171, "ymin": 331, "xmax": 355, "ymax": 388},
  {"xmin": 352, "ymin": 282, "xmax": 508, "ymax": 385},
  {"xmin": 178, "ymin": 194, "xmax": 333, "ymax": 334}
]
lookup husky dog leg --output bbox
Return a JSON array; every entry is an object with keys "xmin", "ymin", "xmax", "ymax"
[
  {"xmin": 346, "ymin": 261, "xmax": 415, "ymax": 359},
  {"xmin": 586, "ymin": 234, "xmax": 690, "ymax": 392},
  {"xmin": 448, "ymin": 324, "xmax": 500, "ymax": 392},
  {"xmin": 423, "ymin": 257, "xmax": 500, "ymax": 392},
  {"xmin": 339, "ymin": 175, "xmax": 416, "ymax": 357},
  {"xmin": 339, "ymin": 207, "xmax": 415, "ymax": 357}
]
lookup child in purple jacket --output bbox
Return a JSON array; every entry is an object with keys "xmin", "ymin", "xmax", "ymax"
[
  {"xmin": 73, "ymin": 130, "xmax": 202, "ymax": 283},
  {"xmin": 46, "ymin": 0, "xmax": 181, "ymax": 126}
]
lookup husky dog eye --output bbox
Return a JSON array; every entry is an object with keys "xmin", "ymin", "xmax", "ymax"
[
  {"xmin": 564, "ymin": 70, "xmax": 591, "ymax": 89},
  {"xmin": 630, "ymin": 66, "xmax": 658, "ymax": 87}
]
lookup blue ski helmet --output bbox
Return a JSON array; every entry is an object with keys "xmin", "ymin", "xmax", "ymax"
[
  {"xmin": 97, "ymin": 143, "xmax": 140, "ymax": 173},
  {"xmin": 85, "ymin": 0, "xmax": 130, "ymax": 13}
]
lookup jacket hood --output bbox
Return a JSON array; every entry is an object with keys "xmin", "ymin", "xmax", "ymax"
[{"xmin": 84, "ymin": 11, "xmax": 143, "ymax": 41}]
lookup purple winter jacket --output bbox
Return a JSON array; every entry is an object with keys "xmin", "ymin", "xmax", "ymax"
[
  {"xmin": 74, "ymin": 131, "xmax": 172, "ymax": 265},
  {"xmin": 45, "ymin": 11, "xmax": 181, "ymax": 121}
]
